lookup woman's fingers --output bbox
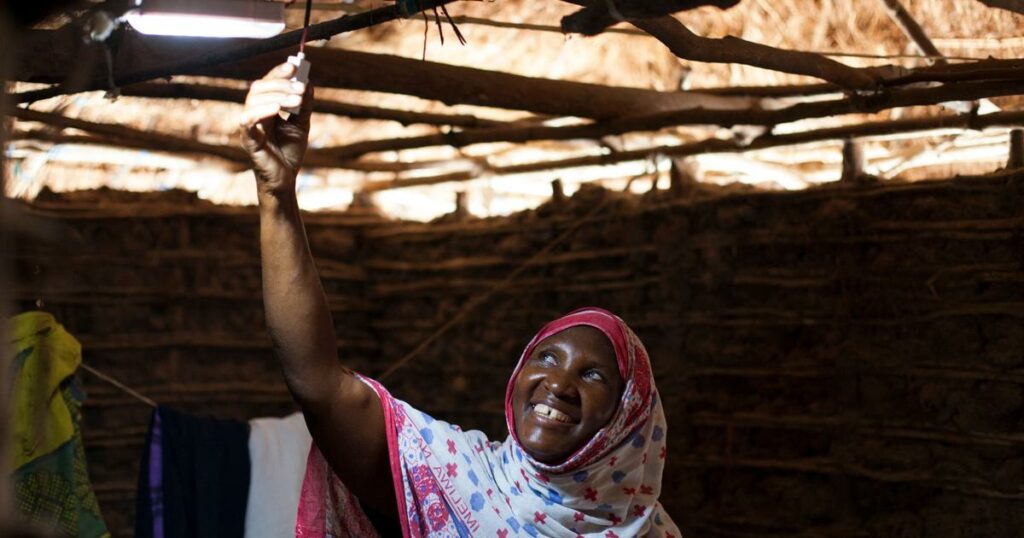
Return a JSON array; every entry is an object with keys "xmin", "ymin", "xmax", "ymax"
[
  {"xmin": 240, "ymin": 102, "xmax": 285, "ymax": 130},
  {"xmin": 248, "ymin": 78, "xmax": 305, "ymax": 100},
  {"xmin": 287, "ymin": 81, "xmax": 315, "ymax": 129},
  {"xmin": 240, "ymin": 62, "xmax": 304, "ymax": 130},
  {"xmin": 247, "ymin": 91, "xmax": 303, "ymax": 109}
]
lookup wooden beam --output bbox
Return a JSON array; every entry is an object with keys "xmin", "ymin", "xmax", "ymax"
[
  {"xmin": 558, "ymin": 0, "xmax": 877, "ymax": 90},
  {"xmin": 632, "ymin": 16, "xmax": 880, "ymax": 91},
  {"xmin": 879, "ymin": 0, "xmax": 946, "ymax": 63},
  {"xmin": 1008, "ymin": 129, "xmax": 1024, "ymax": 168},
  {"xmin": 357, "ymin": 109, "xmax": 1024, "ymax": 191},
  {"xmin": 15, "ymin": 30, "xmax": 752, "ymax": 120},
  {"xmin": 840, "ymin": 139, "xmax": 866, "ymax": 183},
  {"xmin": 8, "ymin": 125, "xmax": 474, "ymax": 173},
  {"xmin": 561, "ymin": 0, "xmax": 740, "ymax": 36},
  {"xmin": 310, "ymin": 78, "xmax": 1024, "ymax": 161},
  {"xmin": 14, "ymin": 0, "xmax": 461, "ymax": 102},
  {"xmin": 9, "ymin": 107, "xmax": 250, "ymax": 164},
  {"xmin": 116, "ymin": 82, "xmax": 504, "ymax": 128}
]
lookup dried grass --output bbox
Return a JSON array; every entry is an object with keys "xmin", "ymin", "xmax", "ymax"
[{"xmin": 7, "ymin": 0, "xmax": 1024, "ymax": 219}]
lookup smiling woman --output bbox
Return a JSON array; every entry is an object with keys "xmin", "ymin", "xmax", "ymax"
[
  {"xmin": 240, "ymin": 62, "xmax": 680, "ymax": 537},
  {"xmin": 298, "ymin": 308, "xmax": 677, "ymax": 537}
]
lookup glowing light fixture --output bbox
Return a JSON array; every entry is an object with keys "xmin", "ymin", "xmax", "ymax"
[{"xmin": 125, "ymin": 0, "xmax": 285, "ymax": 38}]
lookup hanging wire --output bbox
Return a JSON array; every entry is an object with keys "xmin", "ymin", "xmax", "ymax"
[
  {"xmin": 79, "ymin": 362, "xmax": 158, "ymax": 408},
  {"xmin": 299, "ymin": 0, "xmax": 313, "ymax": 53}
]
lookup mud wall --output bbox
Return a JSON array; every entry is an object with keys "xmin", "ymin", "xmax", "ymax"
[{"xmin": 13, "ymin": 173, "xmax": 1024, "ymax": 537}]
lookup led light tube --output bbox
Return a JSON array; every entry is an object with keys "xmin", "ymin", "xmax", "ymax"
[{"xmin": 125, "ymin": 0, "xmax": 285, "ymax": 38}]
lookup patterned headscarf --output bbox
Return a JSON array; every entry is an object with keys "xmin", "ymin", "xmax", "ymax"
[{"xmin": 297, "ymin": 308, "xmax": 680, "ymax": 538}]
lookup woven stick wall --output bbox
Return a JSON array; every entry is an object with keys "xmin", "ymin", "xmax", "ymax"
[{"xmin": 13, "ymin": 171, "xmax": 1024, "ymax": 537}]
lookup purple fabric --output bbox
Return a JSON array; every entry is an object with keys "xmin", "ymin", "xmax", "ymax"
[{"xmin": 150, "ymin": 411, "xmax": 164, "ymax": 538}]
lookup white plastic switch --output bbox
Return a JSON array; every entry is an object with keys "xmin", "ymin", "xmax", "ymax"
[{"xmin": 284, "ymin": 52, "xmax": 311, "ymax": 116}]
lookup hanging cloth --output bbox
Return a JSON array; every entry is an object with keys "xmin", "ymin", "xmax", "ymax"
[
  {"xmin": 8, "ymin": 311, "xmax": 80, "ymax": 468},
  {"xmin": 245, "ymin": 412, "xmax": 312, "ymax": 538},
  {"xmin": 8, "ymin": 311, "xmax": 110, "ymax": 537},
  {"xmin": 135, "ymin": 407, "xmax": 251, "ymax": 538}
]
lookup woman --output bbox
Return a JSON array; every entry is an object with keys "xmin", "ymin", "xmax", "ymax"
[{"xmin": 240, "ymin": 62, "xmax": 681, "ymax": 538}]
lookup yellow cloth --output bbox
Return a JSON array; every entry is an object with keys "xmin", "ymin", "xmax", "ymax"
[{"xmin": 8, "ymin": 311, "xmax": 81, "ymax": 470}]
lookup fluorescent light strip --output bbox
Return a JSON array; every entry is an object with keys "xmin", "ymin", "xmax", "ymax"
[{"xmin": 125, "ymin": 0, "xmax": 285, "ymax": 38}]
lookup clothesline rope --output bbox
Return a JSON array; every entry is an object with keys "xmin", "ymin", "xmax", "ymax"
[
  {"xmin": 78, "ymin": 362, "xmax": 158, "ymax": 408},
  {"xmin": 378, "ymin": 174, "xmax": 647, "ymax": 381},
  {"xmin": 70, "ymin": 175, "xmax": 645, "ymax": 397}
]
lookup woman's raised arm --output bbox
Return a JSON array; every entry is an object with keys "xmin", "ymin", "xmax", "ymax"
[{"xmin": 240, "ymin": 62, "xmax": 396, "ymax": 518}]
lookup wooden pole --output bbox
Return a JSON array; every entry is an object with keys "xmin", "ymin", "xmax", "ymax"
[
  {"xmin": 1008, "ymin": 129, "xmax": 1024, "ymax": 169},
  {"xmin": 454, "ymin": 191, "xmax": 469, "ymax": 219},
  {"xmin": 551, "ymin": 179, "xmax": 566, "ymax": 204},
  {"xmin": 311, "ymin": 79, "xmax": 1024, "ymax": 162},
  {"xmin": 9, "ymin": 107, "xmax": 251, "ymax": 164},
  {"xmin": 118, "ymin": 82, "xmax": 504, "ymax": 128},
  {"xmin": 879, "ymin": 0, "xmax": 946, "ymax": 64},
  {"xmin": 633, "ymin": 16, "xmax": 880, "ymax": 91},
  {"xmin": 358, "ymin": 109, "xmax": 1024, "ymax": 191},
  {"xmin": 15, "ymin": 30, "xmax": 753, "ymax": 120},
  {"xmin": 840, "ymin": 139, "xmax": 865, "ymax": 183},
  {"xmin": 15, "ymin": 0, "xmax": 462, "ymax": 103}
]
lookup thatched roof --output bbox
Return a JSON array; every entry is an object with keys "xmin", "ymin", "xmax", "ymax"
[{"xmin": 5, "ymin": 0, "xmax": 1024, "ymax": 220}]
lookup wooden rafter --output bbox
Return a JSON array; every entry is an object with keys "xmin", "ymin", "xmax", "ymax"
[
  {"xmin": 879, "ymin": 0, "xmax": 946, "ymax": 63},
  {"xmin": 16, "ymin": 30, "xmax": 754, "ymax": 119},
  {"xmin": 310, "ymin": 78, "xmax": 1024, "ymax": 162},
  {"xmin": 7, "ymin": 112, "xmax": 479, "ymax": 174},
  {"xmin": 560, "ymin": 0, "xmax": 878, "ymax": 90},
  {"xmin": 358, "ymin": 109, "xmax": 1024, "ymax": 191},
  {"xmin": 9, "ymin": 107, "xmax": 250, "ymax": 164},
  {"xmin": 632, "ymin": 16, "xmax": 880, "ymax": 91},
  {"xmin": 10, "ymin": 103, "xmax": 1024, "ymax": 182},
  {"xmin": 117, "ymin": 82, "xmax": 505, "ymax": 128},
  {"xmin": 15, "ymin": 0, "xmax": 462, "ymax": 103}
]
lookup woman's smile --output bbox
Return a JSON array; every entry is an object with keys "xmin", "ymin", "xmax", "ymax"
[
  {"xmin": 511, "ymin": 325, "xmax": 625, "ymax": 464},
  {"xmin": 530, "ymin": 402, "xmax": 577, "ymax": 424}
]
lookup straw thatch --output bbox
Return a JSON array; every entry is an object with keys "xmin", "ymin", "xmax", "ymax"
[{"xmin": 5, "ymin": 0, "xmax": 1024, "ymax": 219}]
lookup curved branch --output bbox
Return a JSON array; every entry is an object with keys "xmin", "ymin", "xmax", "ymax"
[{"xmin": 632, "ymin": 16, "xmax": 880, "ymax": 91}]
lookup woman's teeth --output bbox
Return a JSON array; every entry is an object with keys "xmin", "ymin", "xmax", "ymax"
[{"xmin": 533, "ymin": 403, "xmax": 574, "ymax": 423}]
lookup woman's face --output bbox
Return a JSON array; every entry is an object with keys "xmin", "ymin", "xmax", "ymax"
[{"xmin": 511, "ymin": 325, "xmax": 624, "ymax": 464}]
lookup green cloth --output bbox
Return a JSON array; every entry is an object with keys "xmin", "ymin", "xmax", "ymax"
[
  {"xmin": 9, "ymin": 312, "xmax": 110, "ymax": 538},
  {"xmin": 9, "ymin": 312, "xmax": 80, "ymax": 469}
]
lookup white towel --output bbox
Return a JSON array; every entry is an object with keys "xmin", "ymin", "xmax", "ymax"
[{"xmin": 245, "ymin": 412, "xmax": 312, "ymax": 538}]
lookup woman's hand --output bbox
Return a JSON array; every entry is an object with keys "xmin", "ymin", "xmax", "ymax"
[{"xmin": 240, "ymin": 62, "xmax": 314, "ymax": 196}]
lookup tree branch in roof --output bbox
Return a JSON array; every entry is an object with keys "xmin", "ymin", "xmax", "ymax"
[
  {"xmin": 9, "ymin": 107, "xmax": 251, "ymax": 165},
  {"xmin": 117, "ymin": 82, "xmax": 505, "ymax": 128},
  {"xmin": 631, "ymin": 16, "xmax": 881, "ymax": 91},
  {"xmin": 560, "ymin": 0, "xmax": 740, "ymax": 36},
  {"xmin": 557, "ymin": 0, "xmax": 878, "ymax": 91},
  {"xmin": 310, "ymin": 78, "xmax": 1024, "ymax": 162},
  {"xmin": 355, "ymin": 109, "xmax": 1024, "ymax": 191},
  {"xmin": 879, "ymin": 0, "xmax": 945, "ymax": 64},
  {"xmin": 14, "ymin": 0, "xmax": 462, "ymax": 103},
  {"xmin": 976, "ymin": 0, "xmax": 1024, "ymax": 15},
  {"xmin": 8, "ymin": 113, "xmax": 482, "ymax": 174},
  {"xmin": 16, "ymin": 30, "xmax": 755, "ymax": 119}
]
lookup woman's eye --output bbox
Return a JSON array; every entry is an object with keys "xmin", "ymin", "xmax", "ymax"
[
  {"xmin": 584, "ymin": 370, "xmax": 605, "ymax": 383},
  {"xmin": 538, "ymin": 352, "xmax": 557, "ymax": 365}
]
